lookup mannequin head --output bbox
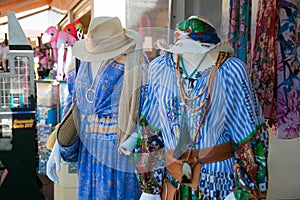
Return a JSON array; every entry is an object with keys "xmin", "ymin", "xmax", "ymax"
[
  {"xmin": 158, "ymin": 16, "xmax": 234, "ymax": 73},
  {"xmin": 158, "ymin": 16, "xmax": 233, "ymax": 55},
  {"xmin": 174, "ymin": 16, "xmax": 221, "ymax": 46}
]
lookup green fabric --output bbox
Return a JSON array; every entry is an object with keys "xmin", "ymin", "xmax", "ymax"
[{"xmin": 236, "ymin": 123, "xmax": 266, "ymax": 146}]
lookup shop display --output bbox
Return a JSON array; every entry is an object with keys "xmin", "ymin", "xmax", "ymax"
[
  {"xmin": 251, "ymin": 0, "xmax": 300, "ymax": 139},
  {"xmin": 0, "ymin": 1, "xmax": 299, "ymax": 199},
  {"xmin": 41, "ymin": 21, "xmax": 82, "ymax": 80},
  {"xmin": 0, "ymin": 11, "xmax": 44, "ymax": 200},
  {"xmin": 36, "ymin": 81, "xmax": 59, "ymax": 125},
  {"xmin": 47, "ymin": 16, "xmax": 147, "ymax": 199},
  {"xmin": 134, "ymin": 16, "xmax": 268, "ymax": 200}
]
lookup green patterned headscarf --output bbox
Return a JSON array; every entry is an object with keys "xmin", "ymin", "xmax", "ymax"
[{"xmin": 175, "ymin": 17, "xmax": 221, "ymax": 44}]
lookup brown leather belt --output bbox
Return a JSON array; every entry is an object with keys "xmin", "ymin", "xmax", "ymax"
[{"xmin": 165, "ymin": 141, "xmax": 234, "ymax": 188}]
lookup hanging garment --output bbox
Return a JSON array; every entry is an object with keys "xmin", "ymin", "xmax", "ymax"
[
  {"xmin": 276, "ymin": 0, "xmax": 300, "ymax": 139},
  {"xmin": 251, "ymin": 0, "xmax": 280, "ymax": 124},
  {"xmin": 228, "ymin": 0, "xmax": 252, "ymax": 65}
]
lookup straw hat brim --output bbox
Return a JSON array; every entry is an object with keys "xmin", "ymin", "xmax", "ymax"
[
  {"xmin": 157, "ymin": 38, "xmax": 234, "ymax": 55},
  {"xmin": 72, "ymin": 38, "xmax": 134, "ymax": 62}
]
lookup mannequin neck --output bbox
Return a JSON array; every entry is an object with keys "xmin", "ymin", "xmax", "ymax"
[
  {"xmin": 91, "ymin": 61, "xmax": 105, "ymax": 80},
  {"xmin": 174, "ymin": 51, "xmax": 219, "ymax": 78}
]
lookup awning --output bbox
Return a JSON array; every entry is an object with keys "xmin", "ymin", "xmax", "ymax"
[
  {"xmin": 0, "ymin": 0, "xmax": 79, "ymax": 18},
  {"xmin": 0, "ymin": 0, "xmax": 70, "ymax": 39}
]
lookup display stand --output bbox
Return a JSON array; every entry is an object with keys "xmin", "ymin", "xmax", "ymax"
[{"xmin": 0, "ymin": 12, "xmax": 44, "ymax": 200}]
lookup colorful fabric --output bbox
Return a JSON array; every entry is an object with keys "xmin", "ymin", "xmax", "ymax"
[
  {"xmin": 134, "ymin": 116, "xmax": 165, "ymax": 195},
  {"xmin": 59, "ymin": 55, "xmax": 148, "ymax": 200},
  {"xmin": 228, "ymin": 0, "xmax": 252, "ymax": 65},
  {"xmin": 251, "ymin": 0, "xmax": 280, "ymax": 124},
  {"xmin": 234, "ymin": 131, "xmax": 268, "ymax": 199},
  {"xmin": 134, "ymin": 53, "xmax": 269, "ymax": 199},
  {"xmin": 175, "ymin": 17, "xmax": 221, "ymax": 44},
  {"xmin": 276, "ymin": 0, "xmax": 300, "ymax": 139}
]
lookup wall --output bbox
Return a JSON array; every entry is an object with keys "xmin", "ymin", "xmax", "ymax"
[
  {"xmin": 267, "ymin": 130, "xmax": 300, "ymax": 199},
  {"xmin": 93, "ymin": 0, "xmax": 126, "ymax": 27}
]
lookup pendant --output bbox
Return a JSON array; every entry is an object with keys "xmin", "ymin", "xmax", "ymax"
[
  {"xmin": 85, "ymin": 88, "xmax": 95, "ymax": 103},
  {"xmin": 181, "ymin": 161, "xmax": 192, "ymax": 183}
]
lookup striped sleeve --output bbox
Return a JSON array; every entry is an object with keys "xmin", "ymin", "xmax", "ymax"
[
  {"xmin": 224, "ymin": 58, "xmax": 266, "ymax": 143},
  {"xmin": 224, "ymin": 58, "xmax": 268, "ymax": 199}
]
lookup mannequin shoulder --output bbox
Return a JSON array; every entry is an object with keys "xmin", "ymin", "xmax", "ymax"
[
  {"xmin": 149, "ymin": 53, "xmax": 174, "ymax": 70},
  {"xmin": 220, "ymin": 56, "xmax": 250, "ymax": 78}
]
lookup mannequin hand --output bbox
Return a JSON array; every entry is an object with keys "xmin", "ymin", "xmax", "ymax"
[
  {"xmin": 140, "ymin": 192, "xmax": 161, "ymax": 200},
  {"xmin": 46, "ymin": 141, "xmax": 61, "ymax": 183}
]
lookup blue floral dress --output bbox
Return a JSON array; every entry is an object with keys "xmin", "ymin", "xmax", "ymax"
[{"xmin": 59, "ymin": 55, "xmax": 145, "ymax": 200}]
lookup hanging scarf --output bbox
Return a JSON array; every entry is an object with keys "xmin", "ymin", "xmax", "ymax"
[
  {"xmin": 276, "ymin": 0, "xmax": 300, "ymax": 139},
  {"xmin": 251, "ymin": 0, "xmax": 280, "ymax": 125},
  {"xmin": 228, "ymin": 0, "xmax": 252, "ymax": 65}
]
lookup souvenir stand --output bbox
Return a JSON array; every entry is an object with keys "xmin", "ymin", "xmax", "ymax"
[{"xmin": 0, "ymin": 12, "xmax": 44, "ymax": 200}]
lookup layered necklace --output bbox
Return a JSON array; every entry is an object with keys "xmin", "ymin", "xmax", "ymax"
[
  {"xmin": 175, "ymin": 52, "xmax": 228, "ymax": 111},
  {"xmin": 85, "ymin": 61, "xmax": 105, "ymax": 103},
  {"xmin": 176, "ymin": 53, "xmax": 211, "ymax": 111},
  {"xmin": 173, "ymin": 52, "xmax": 229, "ymax": 158},
  {"xmin": 174, "ymin": 53, "xmax": 213, "ymax": 157}
]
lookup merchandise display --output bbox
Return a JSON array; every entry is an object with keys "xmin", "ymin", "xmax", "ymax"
[
  {"xmin": 35, "ymin": 80, "xmax": 66, "ymax": 175},
  {"xmin": 37, "ymin": 124, "xmax": 52, "ymax": 174},
  {"xmin": 134, "ymin": 16, "xmax": 269, "ymax": 200},
  {"xmin": 0, "ymin": 12, "xmax": 44, "ymax": 200},
  {"xmin": 0, "ymin": 1, "xmax": 299, "ymax": 199},
  {"xmin": 46, "ymin": 16, "xmax": 148, "ymax": 199},
  {"xmin": 39, "ymin": 20, "xmax": 83, "ymax": 81}
]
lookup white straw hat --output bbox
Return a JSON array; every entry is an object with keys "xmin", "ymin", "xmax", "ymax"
[{"xmin": 72, "ymin": 16, "xmax": 135, "ymax": 62}]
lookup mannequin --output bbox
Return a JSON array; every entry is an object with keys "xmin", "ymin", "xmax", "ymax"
[
  {"xmin": 135, "ymin": 16, "xmax": 269, "ymax": 200},
  {"xmin": 180, "ymin": 51, "xmax": 219, "ymax": 74},
  {"xmin": 46, "ymin": 16, "xmax": 147, "ymax": 200}
]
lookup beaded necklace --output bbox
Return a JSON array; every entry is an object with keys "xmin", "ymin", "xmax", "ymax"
[
  {"xmin": 173, "ymin": 52, "xmax": 229, "ymax": 159},
  {"xmin": 175, "ymin": 52, "xmax": 228, "ymax": 111}
]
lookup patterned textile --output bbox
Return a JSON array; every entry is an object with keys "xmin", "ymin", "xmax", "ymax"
[
  {"xmin": 251, "ymin": 0, "xmax": 280, "ymax": 124},
  {"xmin": 134, "ymin": 117, "xmax": 165, "ymax": 195},
  {"xmin": 134, "ymin": 54, "xmax": 269, "ymax": 199},
  {"xmin": 175, "ymin": 17, "xmax": 221, "ymax": 44},
  {"xmin": 59, "ymin": 55, "xmax": 148, "ymax": 200},
  {"xmin": 228, "ymin": 0, "xmax": 252, "ymax": 65},
  {"xmin": 276, "ymin": 0, "xmax": 300, "ymax": 139}
]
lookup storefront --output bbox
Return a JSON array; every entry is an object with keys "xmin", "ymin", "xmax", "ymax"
[{"xmin": 0, "ymin": 0, "xmax": 300, "ymax": 199}]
